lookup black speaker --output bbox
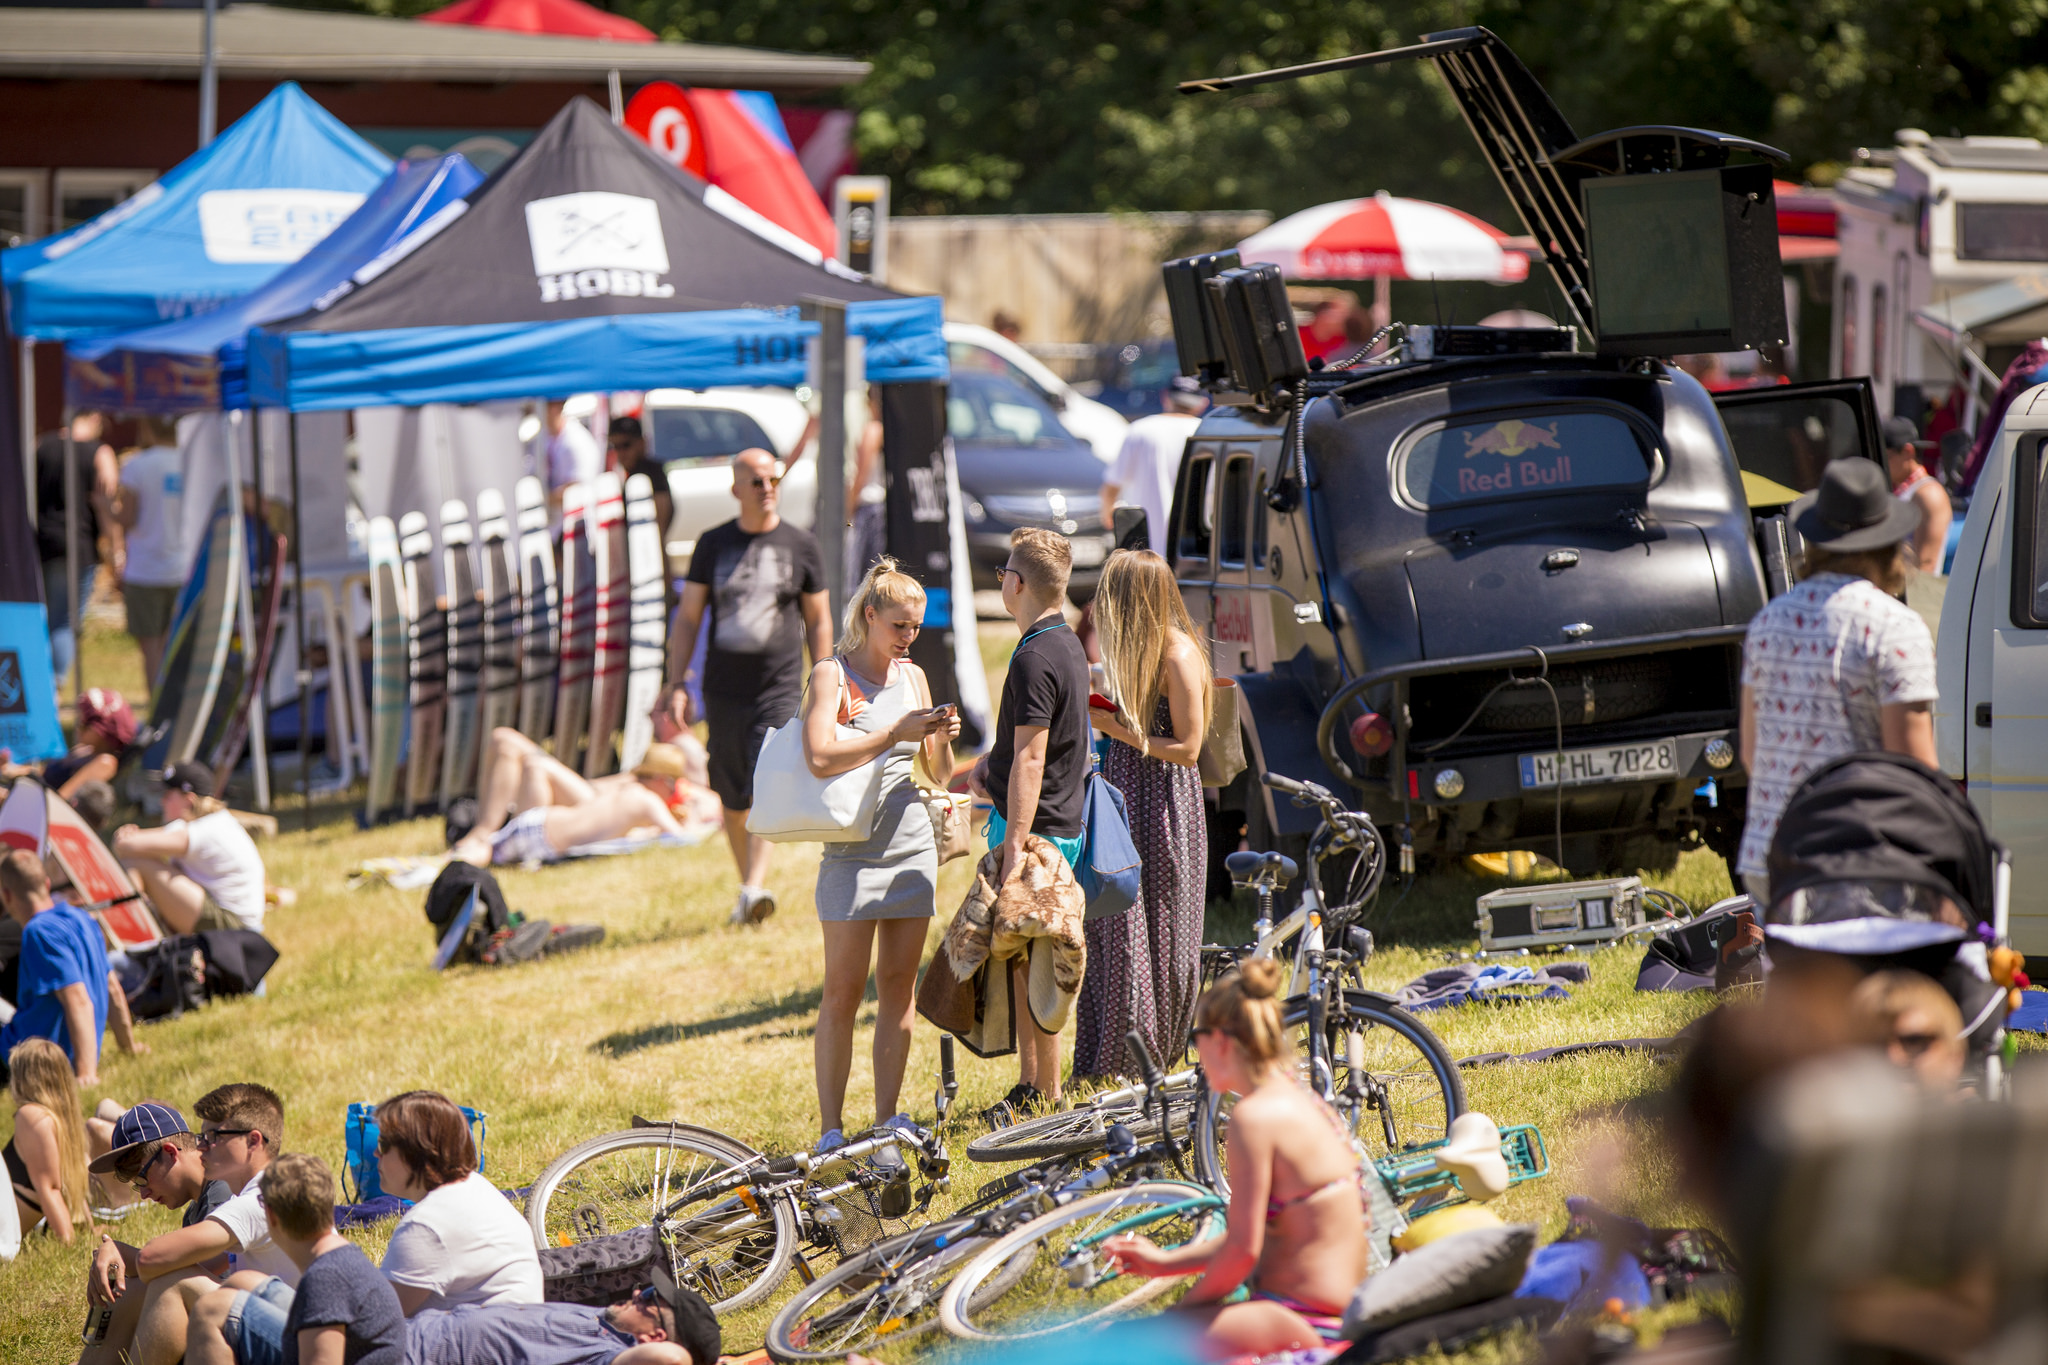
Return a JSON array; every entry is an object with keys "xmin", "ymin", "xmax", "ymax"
[
  {"xmin": 1161, "ymin": 250, "xmax": 1240, "ymax": 384},
  {"xmin": 1205, "ymin": 263, "xmax": 1309, "ymax": 402}
]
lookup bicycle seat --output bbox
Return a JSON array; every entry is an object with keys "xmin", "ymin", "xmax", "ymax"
[{"xmin": 1225, "ymin": 851, "xmax": 1298, "ymax": 887}]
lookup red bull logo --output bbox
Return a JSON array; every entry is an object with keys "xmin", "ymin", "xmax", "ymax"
[{"xmin": 1462, "ymin": 419, "xmax": 1561, "ymax": 457}]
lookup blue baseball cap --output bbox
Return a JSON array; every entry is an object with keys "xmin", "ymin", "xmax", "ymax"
[{"xmin": 88, "ymin": 1102, "xmax": 191, "ymax": 1174}]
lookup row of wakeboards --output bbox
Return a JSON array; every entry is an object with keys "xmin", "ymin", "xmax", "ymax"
[{"xmin": 365, "ymin": 471, "xmax": 666, "ymax": 826}]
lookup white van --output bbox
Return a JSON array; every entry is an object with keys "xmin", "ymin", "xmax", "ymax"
[{"xmin": 1937, "ymin": 382, "xmax": 2048, "ymax": 951}]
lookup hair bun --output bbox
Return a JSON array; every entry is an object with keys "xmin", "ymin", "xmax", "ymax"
[{"xmin": 1238, "ymin": 958, "xmax": 1283, "ymax": 999}]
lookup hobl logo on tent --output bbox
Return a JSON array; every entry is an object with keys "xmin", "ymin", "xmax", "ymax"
[
  {"xmin": 197, "ymin": 190, "xmax": 366, "ymax": 264},
  {"xmin": 524, "ymin": 192, "xmax": 674, "ymax": 302}
]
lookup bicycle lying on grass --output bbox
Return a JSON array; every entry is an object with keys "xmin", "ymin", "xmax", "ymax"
[
  {"xmin": 767, "ymin": 1031, "xmax": 1216, "ymax": 1360},
  {"xmin": 526, "ymin": 1111, "xmax": 953, "ymax": 1314}
]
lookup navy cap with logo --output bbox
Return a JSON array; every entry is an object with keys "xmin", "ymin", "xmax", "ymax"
[
  {"xmin": 88, "ymin": 1101, "xmax": 192, "ymax": 1174},
  {"xmin": 160, "ymin": 760, "xmax": 216, "ymax": 799}
]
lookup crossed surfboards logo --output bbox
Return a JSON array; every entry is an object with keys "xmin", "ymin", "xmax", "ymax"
[{"xmin": 525, "ymin": 192, "xmax": 676, "ymax": 303}]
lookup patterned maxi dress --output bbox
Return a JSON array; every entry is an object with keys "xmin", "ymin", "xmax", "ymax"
[{"xmin": 1074, "ymin": 696, "xmax": 1209, "ymax": 1078}]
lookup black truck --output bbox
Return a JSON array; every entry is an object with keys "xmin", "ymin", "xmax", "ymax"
[{"xmin": 1163, "ymin": 29, "xmax": 1883, "ymax": 877}]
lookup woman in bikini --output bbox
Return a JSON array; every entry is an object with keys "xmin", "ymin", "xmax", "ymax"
[
  {"xmin": 7, "ymin": 1038, "xmax": 93, "ymax": 1245},
  {"xmin": 1101, "ymin": 959, "xmax": 1370, "ymax": 1357}
]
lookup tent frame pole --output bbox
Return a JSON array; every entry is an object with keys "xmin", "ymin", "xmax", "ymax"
[
  {"xmin": 63, "ymin": 403, "xmax": 80, "ymax": 705},
  {"xmin": 800, "ymin": 297, "xmax": 849, "ymax": 623},
  {"xmin": 289, "ymin": 411, "xmax": 309, "ymax": 829},
  {"xmin": 245, "ymin": 409, "xmax": 272, "ymax": 810},
  {"xmin": 18, "ymin": 342, "xmax": 33, "ymax": 530}
]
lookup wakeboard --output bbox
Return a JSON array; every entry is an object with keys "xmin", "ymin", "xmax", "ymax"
[
  {"xmin": 364, "ymin": 516, "xmax": 408, "ymax": 825},
  {"xmin": 618, "ymin": 473, "xmax": 667, "ymax": 774},
  {"xmin": 583, "ymin": 472, "xmax": 628, "ymax": 778},
  {"xmin": 136, "ymin": 496, "xmax": 223, "ymax": 774},
  {"xmin": 401, "ymin": 511, "xmax": 447, "ymax": 817},
  {"xmin": 206, "ymin": 524, "xmax": 289, "ymax": 781},
  {"xmin": 551, "ymin": 482, "xmax": 596, "ymax": 771},
  {"xmin": 438, "ymin": 500, "xmax": 483, "ymax": 809},
  {"xmin": 476, "ymin": 489, "xmax": 521, "ymax": 755},
  {"xmin": 148, "ymin": 491, "xmax": 241, "ymax": 771},
  {"xmin": 514, "ymin": 476, "xmax": 559, "ymax": 745}
]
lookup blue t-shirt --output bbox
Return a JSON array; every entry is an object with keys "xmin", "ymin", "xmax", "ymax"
[
  {"xmin": 0, "ymin": 900, "xmax": 109, "ymax": 1063},
  {"xmin": 401, "ymin": 1303, "xmax": 633, "ymax": 1365}
]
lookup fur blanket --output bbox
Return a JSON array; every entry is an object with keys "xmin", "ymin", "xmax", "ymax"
[{"xmin": 915, "ymin": 835, "xmax": 1087, "ymax": 1057}]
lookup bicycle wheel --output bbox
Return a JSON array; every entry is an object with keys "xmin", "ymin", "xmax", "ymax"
[
  {"xmin": 938, "ymin": 1182, "xmax": 1225, "ymax": 1342},
  {"xmin": 1194, "ymin": 991, "xmax": 1465, "ymax": 1194},
  {"xmin": 965, "ymin": 1090, "xmax": 1198, "ymax": 1164},
  {"xmin": 766, "ymin": 1215, "xmax": 986, "ymax": 1361},
  {"xmin": 526, "ymin": 1123, "xmax": 799, "ymax": 1314}
]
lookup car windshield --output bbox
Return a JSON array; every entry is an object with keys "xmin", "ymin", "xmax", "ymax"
[
  {"xmin": 947, "ymin": 372, "xmax": 1073, "ymax": 447},
  {"xmin": 949, "ymin": 341, "xmax": 1047, "ymax": 398},
  {"xmin": 648, "ymin": 406, "xmax": 775, "ymax": 465},
  {"xmin": 1400, "ymin": 411, "xmax": 1650, "ymax": 507}
]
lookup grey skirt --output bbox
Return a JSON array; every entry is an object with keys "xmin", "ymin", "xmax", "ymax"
[{"xmin": 815, "ymin": 775, "xmax": 939, "ymax": 921}]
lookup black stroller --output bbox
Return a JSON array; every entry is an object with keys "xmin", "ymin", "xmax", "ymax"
[{"xmin": 1763, "ymin": 750, "xmax": 2015, "ymax": 1091}]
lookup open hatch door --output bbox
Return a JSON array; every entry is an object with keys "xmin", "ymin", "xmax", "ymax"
[{"xmin": 1713, "ymin": 377, "xmax": 1884, "ymax": 594}]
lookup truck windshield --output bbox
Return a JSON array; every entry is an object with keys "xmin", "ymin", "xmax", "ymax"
[{"xmin": 1400, "ymin": 412, "xmax": 1649, "ymax": 507}]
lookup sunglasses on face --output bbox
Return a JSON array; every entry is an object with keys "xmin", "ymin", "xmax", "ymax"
[
  {"xmin": 632, "ymin": 1286, "xmax": 675, "ymax": 1336},
  {"xmin": 122, "ymin": 1146, "xmax": 172, "ymax": 1189},
  {"xmin": 743, "ymin": 475, "xmax": 782, "ymax": 490},
  {"xmin": 197, "ymin": 1127, "xmax": 254, "ymax": 1151},
  {"xmin": 999, "ymin": 565, "xmax": 1021, "ymax": 586}
]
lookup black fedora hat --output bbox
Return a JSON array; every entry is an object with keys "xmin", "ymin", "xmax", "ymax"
[{"xmin": 1790, "ymin": 457, "xmax": 1921, "ymax": 553}]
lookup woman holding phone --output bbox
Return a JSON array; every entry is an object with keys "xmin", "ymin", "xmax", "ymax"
[{"xmin": 801, "ymin": 558, "xmax": 961, "ymax": 1151}]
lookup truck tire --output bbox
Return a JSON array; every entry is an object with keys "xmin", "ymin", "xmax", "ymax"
[
  {"xmin": 1596, "ymin": 831, "xmax": 1681, "ymax": 877},
  {"xmin": 1476, "ymin": 656, "xmax": 1675, "ymax": 733}
]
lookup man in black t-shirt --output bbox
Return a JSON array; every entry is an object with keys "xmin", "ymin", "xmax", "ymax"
[
  {"xmin": 35, "ymin": 412, "xmax": 121, "ymax": 689},
  {"xmin": 607, "ymin": 416, "xmax": 674, "ymax": 547},
  {"xmin": 662, "ymin": 448, "xmax": 832, "ymax": 927},
  {"xmin": 971, "ymin": 527, "xmax": 1092, "ymax": 1112}
]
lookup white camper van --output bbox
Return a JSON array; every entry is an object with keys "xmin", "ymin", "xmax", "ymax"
[{"xmin": 1937, "ymin": 382, "xmax": 2048, "ymax": 952}]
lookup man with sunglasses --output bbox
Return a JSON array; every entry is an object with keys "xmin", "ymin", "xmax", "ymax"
[
  {"xmin": 79, "ymin": 1087, "xmax": 286, "ymax": 1365},
  {"xmin": 399, "ymin": 1269, "xmax": 720, "ymax": 1365},
  {"xmin": 663, "ymin": 446, "xmax": 832, "ymax": 927}
]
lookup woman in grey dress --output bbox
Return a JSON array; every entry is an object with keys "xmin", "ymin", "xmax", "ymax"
[{"xmin": 800, "ymin": 558, "xmax": 961, "ymax": 1150}]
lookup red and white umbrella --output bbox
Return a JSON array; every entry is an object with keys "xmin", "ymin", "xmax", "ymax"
[{"xmin": 1240, "ymin": 192, "xmax": 1529, "ymax": 283}]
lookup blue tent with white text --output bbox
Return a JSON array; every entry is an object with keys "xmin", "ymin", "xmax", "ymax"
[{"xmin": 3, "ymin": 83, "xmax": 391, "ymax": 341}]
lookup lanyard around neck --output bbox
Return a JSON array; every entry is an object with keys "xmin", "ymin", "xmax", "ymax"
[{"xmin": 1019, "ymin": 622, "xmax": 1067, "ymax": 649}]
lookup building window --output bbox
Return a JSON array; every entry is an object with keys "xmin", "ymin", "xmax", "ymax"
[
  {"xmin": 0, "ymin": 170, "xmax": 45, "ymax": 246},
  {"xmin": 54, "ymin": 169, "xmax": 156, "ymax": 232}
]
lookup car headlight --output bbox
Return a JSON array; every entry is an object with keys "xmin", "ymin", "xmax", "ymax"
[
  {"xmin": 965, "ymin": 498, "xmax": 987, "ymax": 524},
  {"xmin": 1433, "ymin": 769, "xmax": 1466, "ymax": 800}
]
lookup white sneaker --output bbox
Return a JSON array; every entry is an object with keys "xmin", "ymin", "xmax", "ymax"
[
  {"xmin": 731, "ymin": 885, "xmax": 776, "ymax": 925},
  {"xmin": 727, "ymin": 890, "xmax": 752, "ymax": 926}
]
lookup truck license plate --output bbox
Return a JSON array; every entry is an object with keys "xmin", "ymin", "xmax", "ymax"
[{"xmin": 1519, "ymin": 738, "xmax": 1678, "ymax": 789}]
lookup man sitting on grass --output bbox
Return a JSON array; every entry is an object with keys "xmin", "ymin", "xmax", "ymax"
[
  {"xmin": 0, "ymin": 850, "xmax": 139, "ymax": 1088},
  {"xmin": 400, "ymin": 1271, "xmax": 720, "ymax": 1365},
  {"xmin": 450, "ymin": 743, "xmax": 696, "ymax": 868},
  {"xmin": 82, "ymin": 1086, "xmax": 288, "ymax": 1365},
  {"xmin": 190, "ymin": 1152, "xmax": 406, "ymax": 1365},
  {"xmin": 112, "ymin": 761, "xmax": 269, "ymax": 935}
]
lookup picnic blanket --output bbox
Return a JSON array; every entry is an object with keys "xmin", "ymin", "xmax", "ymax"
[{"xmin": 1397, "ymin": 960, "xmax": 1591, "ymax": 1012}]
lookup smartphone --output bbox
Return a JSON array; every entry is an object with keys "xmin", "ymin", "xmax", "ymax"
[{"xmin": 1089, "ymin": 692, "xmax": 1118, "ymax": 711}]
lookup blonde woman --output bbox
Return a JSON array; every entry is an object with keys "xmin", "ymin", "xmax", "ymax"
[
  {"xmin": 7, "ymin": 1038, "xmax": 92, "ymax": 1244},
  {"xmin": 1103, "ymin": 961, "xmax": 1370, "ymax": 1355},
  {"xmin": 1078, "ymin": 549, "xmax": 1212, "ymax": 1077},
  {"xmin": 800, "ymin": 559, "xmax": 961, "ymax": 1151}
]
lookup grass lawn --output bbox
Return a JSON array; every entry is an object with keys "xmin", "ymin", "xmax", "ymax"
[{"xmin": 5, "ymin": 622, "xmax": 1735, "ymax": 1361}]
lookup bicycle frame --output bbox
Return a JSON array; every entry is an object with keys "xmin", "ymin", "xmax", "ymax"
[{"xmin": 660, "ymin": 1128, "xmax": 944, "ymax": 1251}]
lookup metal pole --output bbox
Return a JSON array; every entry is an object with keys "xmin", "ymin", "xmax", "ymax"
[
  {"xmin": 62, "ymin": 406, "xmax": 81, "ymax": 704},
  {"xmin": 608, "ymin": 69, "xmax": 624, "ymax": 124},
  {"xmin": 289, "ymin": 412, "xmax": 308, "ymax": 827},
  {"xmin": 199, "ymin": 0, "xmax": 218, "ymax": 148},
  {"xmin": 800, "ymin": 298, "xmax": 848, "ymax": 621},
  {"xmin": 18, "ymin": 341, "xmax": 33, "ymax": 529}
]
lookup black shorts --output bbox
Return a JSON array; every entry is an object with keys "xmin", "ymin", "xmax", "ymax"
[{"xmin": 703, "ymin": 691, "xmax": 798, "ymax": 811}]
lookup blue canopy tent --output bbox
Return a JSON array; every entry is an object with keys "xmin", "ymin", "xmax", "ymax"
[
  {"xmin": 5, "ymin": 82, "xmax": 392, "ymax": 341},
  {"xmin": 64, "ymin": 154, "xmax": 484, "ymax": 415},
  {"xmin": 0, "ymin": 81, "xmax": 390, "ymax": 761}
]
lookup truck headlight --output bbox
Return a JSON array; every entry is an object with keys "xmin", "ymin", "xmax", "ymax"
[
  {"xmin": 1434, "ymin": 769, "xmax": 1466, "ymax": 800},
  {"xmin": 1703, "ymin": 738, "xmax": 1735, "ymax": 770}
]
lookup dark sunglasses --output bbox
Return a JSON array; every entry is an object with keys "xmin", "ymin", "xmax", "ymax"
[
  {"xmin": 998, "ymin": 565, "xmax": 1022, "ymax": 584},
  {"xmin": 122, "ymin": 1145, "xmax": 173, "ymax": 1189},
  {"xmin": 743, "ymin": 475, "xmax": 782, "ymax": 490},
  {"xmin": 633, "ymin": 1285, "xmax": 675, "ymax": 1333},
  {"xmin": 197, "ymin": 1127, "xmax": 255, "ymax": 1150}
]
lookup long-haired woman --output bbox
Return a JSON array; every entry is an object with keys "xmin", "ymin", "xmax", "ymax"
[
  {"xmin": 1102, "ymin": 960, "xmax": 1370, "ymax": 1355},
  {"xmin": 1076, "ymin": 548, "xmax": 1211, "ymax": 1077},
  {"xmin": 801, "ymin": 558, "xmax": 961, "ymax": 1150},
  {"xmin": 7, "ymin": 1037, "xmax": 92, "ymax": 1243}
]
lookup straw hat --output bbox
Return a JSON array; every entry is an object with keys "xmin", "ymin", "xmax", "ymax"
[{"xmin": 633, "ymin": 743, "xmax": 686, "ymax": 781}]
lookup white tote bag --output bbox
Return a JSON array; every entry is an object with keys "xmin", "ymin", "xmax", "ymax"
[{"xmin": 746, "ymin": 662, "xmax": 889, "ymax": 843}]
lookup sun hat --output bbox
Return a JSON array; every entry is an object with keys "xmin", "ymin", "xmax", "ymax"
[
  {"xmin": 650, "ymin": 1259, "xmax": 721, "ymax": 1365},
  {"xmin": 633, "ymin": 743, "xmax": 686, "ymax": 781},
  {"xmin": 1789, "ymin": 457, "xmax": 1921, "ymax": 553},
  {"xmin": 1433, "ymin": 1112, "xmax": 1511, "ymax": 1202},
  {"xmin": 88, "ymin": 1101, "xmax": 190, "ymax": 1174}
]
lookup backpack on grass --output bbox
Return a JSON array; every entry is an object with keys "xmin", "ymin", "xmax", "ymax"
[{"xmin": 421, "ymin": 859, "xmax": 606, "ymax": 968}]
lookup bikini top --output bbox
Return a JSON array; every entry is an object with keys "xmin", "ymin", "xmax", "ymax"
[{"xmin": 1263, "ymin": 1087, "xmax": 1369, "ymax": 1223}]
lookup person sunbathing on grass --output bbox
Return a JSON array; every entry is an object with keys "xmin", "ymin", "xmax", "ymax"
[
  {"xmin": 1101, "ymin": 959, "xmax": 1371, "ymax": 1358},
  {"xmin": 451, "ymin": 723, "xmax": 706, "ymax": 863},
  {"xmin": 452, "ymin": 742, "xmax": 694, "ymax": 868}
]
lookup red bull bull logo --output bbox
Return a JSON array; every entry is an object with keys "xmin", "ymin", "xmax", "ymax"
[
  {"xmin": 1462, "ymin": 419, "xmax": 1561, "ymax": 457},
  {"xmin": 1457, "ymin": 419, "xmax": 1572, "ymax": 494}
]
